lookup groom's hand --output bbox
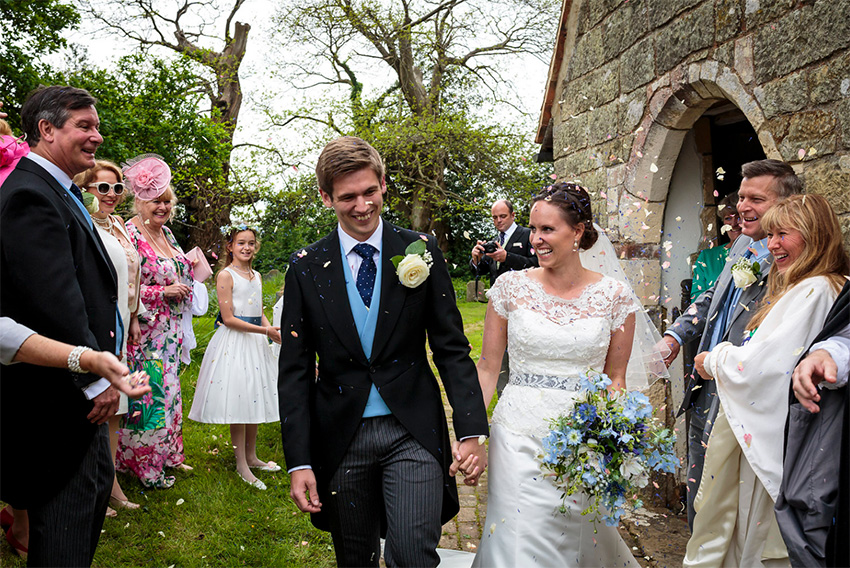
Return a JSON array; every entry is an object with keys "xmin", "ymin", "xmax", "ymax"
[{"xmin": 290, "ymin": 469, "xmax": 322, "ymax": 513}]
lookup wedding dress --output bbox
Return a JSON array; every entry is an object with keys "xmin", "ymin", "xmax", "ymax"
[{"xmin": 470, "ymin": 270, "xmax": 642, "ymax": 568}]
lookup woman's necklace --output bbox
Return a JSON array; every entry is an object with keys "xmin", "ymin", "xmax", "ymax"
[
  {"xmin": 92, "ymin": 214, "xmax": 113, "ymax": 234},
  {"xmin": 140, "ymin": 218, "xmax": 173, "ymax": 259},
  {"xmin": 230, "ymin": 265, "xmax": 254, "ymax": 280}
]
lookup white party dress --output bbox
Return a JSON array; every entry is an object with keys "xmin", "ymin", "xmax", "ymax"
[
  {"xmin": 471, "ymin": 270, "xmax": 641, "ymax": 568},
  {"xmin": 188, "ymin": 267, "xmax": 279, "ymax": 424}
]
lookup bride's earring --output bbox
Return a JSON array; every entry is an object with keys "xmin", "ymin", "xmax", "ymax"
[{"xmin": 572, "ymin": 240, "xmax": 579, "ymax": 252}]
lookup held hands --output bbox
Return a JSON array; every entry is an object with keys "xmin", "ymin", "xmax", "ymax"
[
  {"xmin": 164, "ymin": 283, "xmax": 191, "ymax": 301},
  {"xmin": 792, "ymin": 349, "xmax": 837, "ymax": 413},
  {"xmin": 661, "ymin": 336, "xmax": 680, "ymax": 367},
  {"xmin": 449, "ymin": 437, "xmax": 488, "ymax": 486},
  {"xmin": 290, "ymin": 469, "xmax": 322, "ymax": 513},
  {"xmin": 693, "ymin": 351, "xmax": 712, "ymax": 380}
]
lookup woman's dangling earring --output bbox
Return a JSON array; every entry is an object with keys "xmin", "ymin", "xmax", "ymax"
[{"xmin": 572, "ymin": 239, "xmax": 579, "ymax": 252}]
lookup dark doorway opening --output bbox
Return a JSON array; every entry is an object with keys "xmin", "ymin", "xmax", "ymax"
[{"xmin": 705, "ymin": 102, "xmax": 767, "ymax": 203}]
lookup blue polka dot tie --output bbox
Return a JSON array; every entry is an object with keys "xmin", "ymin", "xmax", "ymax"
[
  {"xmin": 69, "ymin": 183, "xmax": 84, "ymax": 203},
  {"xmin": 353, "ymin": 243, "xmax": 378, "ymax": 308}
]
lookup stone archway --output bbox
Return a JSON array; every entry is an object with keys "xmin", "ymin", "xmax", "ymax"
[{"xmin": 623, "ymin": 60, "xmax": 779, "ymax": 245}]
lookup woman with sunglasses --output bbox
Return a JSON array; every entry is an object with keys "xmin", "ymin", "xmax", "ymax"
[{"xmin": 73, "ymin": 160, "xmax": 145, "ymax": 516}]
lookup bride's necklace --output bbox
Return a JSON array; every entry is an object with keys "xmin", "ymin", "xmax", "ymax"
[{"xmin": 140, "ymin": 218, "xmax": 172, "ymax": 258}]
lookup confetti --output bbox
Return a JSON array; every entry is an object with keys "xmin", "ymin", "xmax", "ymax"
[
  {"xmin": 675, "ymin": 216, "xmax": 682, "ymax": 222},
  {"xmin": 176, "ymin": 498, "xmax": 184, "ymax": 506},
  {"xmin": 792, "ymin": 346, "xmax": 805, "ymax": 356},
  {"xmin": 797, "ymin": 148, "xmax": 806, "ymax": 160},
  {"xmin": 549, "ymin": 173, "xmax": 558, "ymax": 180},
  {"xmin": 290, "ymin": 331, "xmax": 298, "ymax": 337},
  {"xmin": 737, "ymin": 362, "xmax": 744, "ymax": 371},
  {"xmin": 662, "ymin": 261, "xmax": 670, "ymax": 269},
  {"xmin": 649, "ymin": 163, "xmax": 659, "ymax": 173},
  {"xmin": 158, "ymin": 531, "xmax": 166, "ymax": 537},
  {"xmin": 743, "ymin": 433, "xmax": 752, "ymax": 447},
  {"xmin": 323, "ymin": 261, "xmax": 331, "ymax": 268},
  {"xmin": 478, "ymin": 435, "xmax": 487, "ymax": 445}
]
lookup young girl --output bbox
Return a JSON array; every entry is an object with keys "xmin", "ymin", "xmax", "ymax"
[{"xmin": 188, "ymin": 226, "xmax": 281, "ymax": 490}]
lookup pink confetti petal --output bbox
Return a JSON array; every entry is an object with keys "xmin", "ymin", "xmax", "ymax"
[{"xmin": 743, "ymin": 433, "xmax": 752, "ymax": 446}]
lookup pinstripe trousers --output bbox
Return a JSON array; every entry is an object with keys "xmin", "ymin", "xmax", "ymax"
[
  {"xmin": 325, "ymin": 415, "xmax": 443, "ymax": 567},
  {"xmin": 27, "ymin": 423, "xmax": 113, "ymax": 567}
]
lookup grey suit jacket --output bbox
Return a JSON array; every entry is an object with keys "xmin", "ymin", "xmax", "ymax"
[{"xmin": 670, "ymin": 236, "xmax": 774, "ymax": 415}]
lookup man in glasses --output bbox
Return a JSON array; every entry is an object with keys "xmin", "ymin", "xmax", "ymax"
[
  {"xmin": 470, "ymin": 199, "xmax": 537, "ymax": 287},
  {"xmin": 1, "ymin": 85, "xmax": 122, "ymax": 566}
]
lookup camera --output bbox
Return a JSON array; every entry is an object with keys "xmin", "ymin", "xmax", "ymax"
[{"xmin": 482, "ymin": 241, "xmax": 499, "ymax": 254}]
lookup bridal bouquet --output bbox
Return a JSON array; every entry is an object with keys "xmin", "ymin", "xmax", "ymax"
[{"xmin": 539, "ymin": 369, "xmax": 677, "ymax": 528}]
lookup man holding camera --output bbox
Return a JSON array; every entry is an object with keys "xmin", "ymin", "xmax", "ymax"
[
  {"xmin": 470, "ymin": 199, "xmax": 537, "ymax": 286},
  {"xmin": 469, "ymin": 200, "xmax": 537, "ymax": 397}
]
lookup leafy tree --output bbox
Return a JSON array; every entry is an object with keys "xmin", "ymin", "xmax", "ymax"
[
  {"xmin": 62, "ymin": 53, "xmax": 233, "ymax": 251},
  {"xmin": 0, "ymin": 0, "xmax": 80, "ymax": 125},
  {"xmin": 81, "ymin": 0, "xmax": 253, "ymax": 253},
  {"xmin": 268, "ymin": 0, "xmax": 557, "ymax": 250}
]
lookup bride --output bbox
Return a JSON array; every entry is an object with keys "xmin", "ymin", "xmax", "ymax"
[{"xmin": 451, "ymin": 183, "xmax": 668, "ymax": 567}]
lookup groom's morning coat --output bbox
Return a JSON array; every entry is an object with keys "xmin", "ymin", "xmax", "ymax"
[{"xmin": 278, "ymin": 221, "xmax": 489, "ymax": 530}]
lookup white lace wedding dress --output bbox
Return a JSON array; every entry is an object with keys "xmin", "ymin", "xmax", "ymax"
[{"xmin": 468, "ymin": 270, "xmax": 642, "ymax": 568}]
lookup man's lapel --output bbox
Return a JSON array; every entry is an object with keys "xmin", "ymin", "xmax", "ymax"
[
  {"xmin": 306, "ymin": 231, "xmax": 369, "ymax": 365},
  {"xmin": 20, "ymin": 159, "xmax": 116, "ymax": 286},
  {"xmin": 370, "ymin": 222, "xmax": 407, "ymax": 361},
  {"xmin": 729, "ymin": 254, "xmax": 773, "ymax": 328},
  {"xmin": 505, "ymin": 226, "xmax": 525, "ymax": 250}
]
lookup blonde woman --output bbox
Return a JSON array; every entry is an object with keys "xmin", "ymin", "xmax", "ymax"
[
  {"xmin": 74, "ymin": 161, "xmax": 145, "ymax": 515},
  {"xmin": 115, "ymin": 155, "xmax": 194, "ymax": 489},
  {"xmin": 685, "ymin": 194, "xmax": 850, "ymax": 567}
]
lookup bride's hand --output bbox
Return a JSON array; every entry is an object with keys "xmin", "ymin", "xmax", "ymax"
[{"xmin": 448, "ymin": 440, "xmax": 480, "ymax": 484}]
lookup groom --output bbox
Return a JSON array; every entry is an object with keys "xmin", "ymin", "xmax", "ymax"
[{"xmin": 278, "ymin": 136, "xmax": 489, "ymax": 567}]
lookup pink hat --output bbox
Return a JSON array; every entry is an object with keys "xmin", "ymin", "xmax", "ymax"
[
  {"xmin": 0, "ymin": 135, "xmax": 30, "ymax": 187},
  {"xmin": 122, "ymin": 154, "xmax": 171, "ymax": 200}
]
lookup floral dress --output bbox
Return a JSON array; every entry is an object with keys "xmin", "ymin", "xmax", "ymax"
[{"xmin": 116, "ymin": 221, "xmax": 193, "ymax": 488}]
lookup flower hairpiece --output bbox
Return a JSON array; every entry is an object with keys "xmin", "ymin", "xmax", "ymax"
[
  {"xmin": 0, "ymin": 134, "xmax": 30, "ymax": 186},
  {"xmin": 122, "ymin": 154, "xmax": 171, "ymax": 200},
  {"xmin": 220, "ymin": 223, "xmax": 252, "ymax": 237}
]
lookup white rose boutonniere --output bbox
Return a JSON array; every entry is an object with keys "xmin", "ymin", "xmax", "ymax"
[
  {"xmin": 731, "ymin": 256, "xmax": 761, "ymax": 289},
  {"xmin": 82, "ymin": 192, "xmax": 100, "ymax": 215},
  {"xmin": 391, "ymin": 237, "xmax": 433, "ymax": 288}
]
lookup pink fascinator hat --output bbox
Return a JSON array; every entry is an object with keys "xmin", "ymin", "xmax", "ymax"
[
  {"xmin": 122, "ymin": 154, "xmax": 172, "ymax": 200},
  {"xmin": 0, "ymin": 135, "xmax": 30, "ymax": 187}
]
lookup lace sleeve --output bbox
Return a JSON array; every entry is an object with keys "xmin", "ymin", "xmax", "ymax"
[
  {"xmin": 485, "ymin": 271, "xmax": 519, "ymax": 319},
  {"xmin": 609, "ymin": 279, "xmax": 640, "ymax": 331}
]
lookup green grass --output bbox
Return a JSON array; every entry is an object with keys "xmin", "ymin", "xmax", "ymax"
[{"xmin": 1, "ymin": 286, "xmax": 490, "ymax": 567}]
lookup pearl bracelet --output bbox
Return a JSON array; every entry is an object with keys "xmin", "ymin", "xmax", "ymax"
[{"xmin": 68, "ymin": 346, "xmax": 93, "ymax": 374}]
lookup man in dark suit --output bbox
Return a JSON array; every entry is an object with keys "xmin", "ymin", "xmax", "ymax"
[
  {"xmin": 0, "ymin": 85, "xmax": 121, "ymax": 566},
  {"xmin": 778, "ymin": 282, "xmax": 850, "ymax": 567},
  {"xmin": 662, "ymin": 159, "xmax": 802, "ymax": 528},
  {"xmin": 470, "ymin": 199, "xmax": 537, "ymax": 286},
  {"xmin": 279, "ymin": 137, "xmax": 489, "ymax": 567}
]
